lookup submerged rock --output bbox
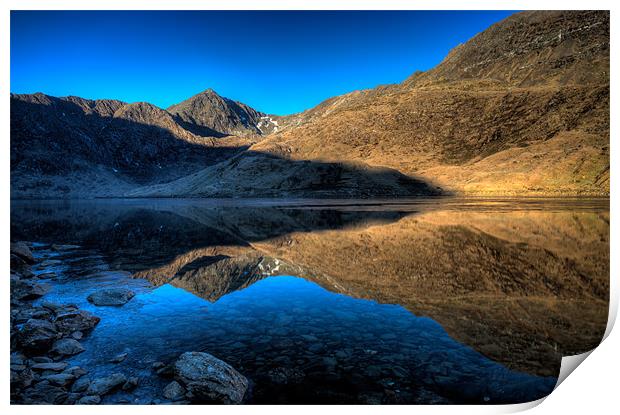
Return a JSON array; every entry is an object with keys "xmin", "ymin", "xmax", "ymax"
[
  {"xmin": 110, "ymin": 352, "xmax": 128, "ymax": 363},
  {"xmin": 174, "ymin": 351, "xmax": 248, "ymax": 404},
  {"xmin": 122, "ymin": 377, "xmax": 139, "ymax": 391},
  {"xmin": 77, "ymin": 395, "xmax": 101, "ymax": 405},
  {"xmin": 87, "ymin": 373, "xmax": 127, "ymax": 396},
  {"xmin": 51, "ymin": 338, "xmax": 85, "ymax": 356},
  {"xmin": 163, "ymin": 380, "xmax": 186, "ymax": 401},
  {"xmin": 17, "ymin": 318, "xmax": 59, "ymax": 354},
  {"xmin": 266, "ymin": 367, "xmax": 305, "ymax": 385},
  {"xmin": 71, "ymin": 376, "xmax": 91, "ymax": 393},
  {"xmin": 51, "ymin": 244, "xmax": 81, "ymax": 251},
  {"xmin": 87, "ymin": 288, "xmax": 135, "ymax": 306}
]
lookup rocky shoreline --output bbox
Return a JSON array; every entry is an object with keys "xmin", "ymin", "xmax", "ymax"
[{"xmin": 10, "ymin": 241, "xmax": 249, "ymax": 405}]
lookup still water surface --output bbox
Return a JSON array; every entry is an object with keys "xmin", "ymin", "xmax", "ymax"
[{"xmin": 10, "ymin": 198, "xmax": 609, "ymax": 404}]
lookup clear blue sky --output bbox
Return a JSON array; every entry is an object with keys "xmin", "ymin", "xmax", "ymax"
[{"xmin": 11, "ymin": 10, "xmax": 515, "ymax": 115}]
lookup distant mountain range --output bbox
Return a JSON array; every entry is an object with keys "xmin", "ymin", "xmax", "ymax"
[{"xmin": 11, "ymin": 10, "xmax": 610, "ymax": 199}]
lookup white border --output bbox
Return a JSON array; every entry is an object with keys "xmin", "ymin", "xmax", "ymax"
[{"xmin": 2, "ymin": 1, "xmax": 618, "ymax": 414}]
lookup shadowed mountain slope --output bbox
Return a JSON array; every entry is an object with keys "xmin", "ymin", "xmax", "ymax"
[
  {"xmin": 10, "ymin": 94, "xmax": 256, "ymax": 198},
  {"xmin": 126, "ymin": 150, "xmax": 442, "ymax": 198}
]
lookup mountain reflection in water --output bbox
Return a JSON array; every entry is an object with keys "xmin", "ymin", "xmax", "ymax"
[{"xmin": 10, "ymin": 198, "xmax": 609, "ymax": 404}]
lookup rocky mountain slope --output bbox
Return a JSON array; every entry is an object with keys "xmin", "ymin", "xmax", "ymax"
[
  {"xmin": 168, "ymin": 88, "xmax": 279, "ymax": 137},
  {"xmin": 10, "ymin": 93, "xmax": 258, "ymax": 198},
  {"xmin": 238, "ymin": 10, "xmax": 609, "ymax": 196}
]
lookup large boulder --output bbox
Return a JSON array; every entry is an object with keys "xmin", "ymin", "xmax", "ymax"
[
  {"xmin": 17, "ymin": 319, "xmax": 59, "ymax": 354},
  {"xmin": 54, "ymin": 310, "xmax": 100, "ymax": 335},
  {"xmin": 87, "ymin": 288, "xmax": 135, "ymax": 306},
  {"xmin": 11, "ymin": 242, "xmax": 36, "ymax": 264},
  {"xmin": 86, "ymin": 373, "xmax": 127, "ymax": 396},
  {"xmin": 174, "ymin": 352, "xmax": 248, "ymax": 404}
]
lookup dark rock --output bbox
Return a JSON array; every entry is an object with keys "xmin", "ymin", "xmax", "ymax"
[
  {"xmin": 54, "ymin": 309, "xmax": 100, "ymax": 335},
  {"xmin": 72, "ymin": 331, "xmax": 84, "ymax": 340},
  {"xmin": 110, "ymin": 352, "xmax": 128, "ymax": 363},
  {"xmin": 71, "ymin": 376, "xmax": 90, "ymax": 393},
  {"xmin": 11, "ymin": 242, "xmax": 36, "ymax": 264},
  {"xmin": 41, "ymin": 301, "xmax": 78, "ymax": 314},
  {"xmin": 174, "ymin": 351, "xmax": 248, "ymax": 404},
  {"xmin": 42, "ymin": 372, "xmax": 76, "ymax": 387},
  {"xmin": 11, "ymin": 278, "xmax": 49, "ymax": 301},
  {"xmin": 66, "ymin": 366, "xmax": 88, "ymax": 378},
  {"xmin": 11, "ymin": 352, "xmax": 26, "ymax": 365},
  {"xmin": 38, "ymin": 259, "xmax": 63, "ymax": 267},
  {"xmin": 51, "ymin": 244, "xmax": 80, "ymax": 251},
  {"xmin": 37, "ymin": 272, "xmax": 57, "ymax": 280},
  {"xmin": 156, "ymin": 364, "xmax": 175, "ymax": 378},
  {"xmin": 51, "ymin": 338, "xmax": 85, "ymax": 356},
  {"xmin": 87, "ymin": 288, "xmax": 135, "ymax": 306},
  {"xmin": 163, "ymin": 380, "xmax": 186, "ymax": 401},
  {"xmin": 17, "ymin": 318, "xmax": 59, "ymax": 354},
  {"xmin": 64, "ymin": 392, "xmax": 82, "ymax": 405},
  {"xmin": 31, "ymin": 362, "xmax": 68, "ymax": 372},
  {"xmin": 87, "ymin": 373, "xmax": 127, "ymax": 396},
  {"xmin": 122, "ymin": 377, "xmax": 139, "ymax": 391},
  {"xmin": 12, "ymin": 306, "xmax": 53, "ymax": 324},
  {"xmin": 77, "ymin": 395, "xmax": 101, "ymax": 405},
  {"xmin": 21, "ymin": 381, "xmax": 68, "ymax": 404},
  {"xmin": 152, "ymin": 361, "xmax": 165, "ymax": 370},
  {"xmin": 11, "ymin": 367, "xmax": 35, "ymax": 389},
  {"xmin": 10, "ymin": 255, "xmax": 33, "ymax": 277},
  {"xmin": 31, "ymin": 356, "xmax": 54, "ymax": 363},
  {"xmin": 266, "ymin": 367, "xmax": 305, "ymax": 385}
]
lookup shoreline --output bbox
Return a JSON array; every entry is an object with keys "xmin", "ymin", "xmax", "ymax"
[{"xmin": 10, "ymin": 242, "xmax": 249, "ymax": 405}]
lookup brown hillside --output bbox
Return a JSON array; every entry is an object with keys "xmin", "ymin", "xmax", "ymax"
[{"xmin": 246, "ymin": 10, "xmax": 610, "ymax": 196}]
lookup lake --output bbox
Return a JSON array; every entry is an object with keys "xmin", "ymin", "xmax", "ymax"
[{"xmin": 10, "ymin": 197, "xmax": 610, "ymax": 404}]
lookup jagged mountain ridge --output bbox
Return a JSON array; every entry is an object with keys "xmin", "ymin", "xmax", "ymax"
[{"xmin": 10, "ymin": 92, "xmax": 259, "ymax": 198}]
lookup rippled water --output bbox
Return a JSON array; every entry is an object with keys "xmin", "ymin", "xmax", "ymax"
[{"xmin": 11, "ymin": 197, "xmax": 610, "ymax": 404}]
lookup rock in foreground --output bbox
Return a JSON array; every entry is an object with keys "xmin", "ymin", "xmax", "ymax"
[
  {"xmin": 86, "ymin": 373, "xmax": 127, "ymax": 396},
  {"xmin": 11, "ymin": 242, "xmax": 36, "ymax": 264},
  {"xmin": 17, "ymin": 319, "xmax": 59, "ymax": 354},
  {"xmin": 51, "ymin": 338, "xmax": 85, "ymax": 356},
  {"xmin": 87, "ymin": 288, "xmax": 135, "ymax": 306},
  {"xmin": 54, "ymin": 309, "xmax": 100, "ymax": 335},
  {"xmin": 174, "ymin": 352, "xmax": 248, "ymax": 404}
]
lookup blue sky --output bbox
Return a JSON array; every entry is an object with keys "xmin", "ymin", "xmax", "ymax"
[{"xmin": 11, "ymin": 10, "xmax": 515, "ymax": 115}]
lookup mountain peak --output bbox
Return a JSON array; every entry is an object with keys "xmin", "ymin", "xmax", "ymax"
[{"xmin": 167, "ymin": 89, "xmax": 276, "ymax": 137}]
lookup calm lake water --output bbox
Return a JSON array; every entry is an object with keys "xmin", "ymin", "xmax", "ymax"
[{"xmin": 10, "ymin": 198, "xmax": 610, "ymax": 404}]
